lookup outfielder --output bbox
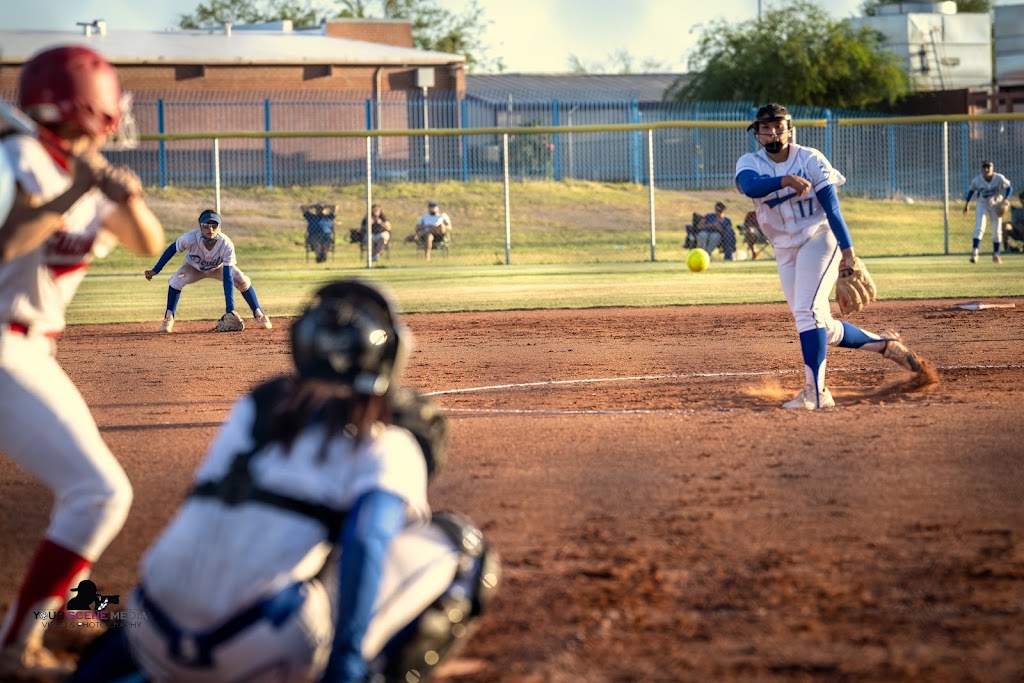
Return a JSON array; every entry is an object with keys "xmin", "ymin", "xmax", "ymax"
[
  {"xmin": 962, "ymin": 160, "xmax": 1012, "ymax": 264},
  {"xmin": 0, "ymin": 45, "xmax": 165, "ymax": 678},
  {"xmin": 735, "ymin": 104, "xmax": 935, "ymax": 410},
  {"xmin": 72, "ymin": 280, "xmax": 499, "ymax": 683},
  {"xmin": 145, "ymin": 209, "xmax": 271, "ymax": 332}
]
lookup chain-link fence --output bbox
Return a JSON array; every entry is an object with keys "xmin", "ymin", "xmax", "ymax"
[{"xmin": 4, "ymin": 87, "xmax": 1022, "ymax": 263}]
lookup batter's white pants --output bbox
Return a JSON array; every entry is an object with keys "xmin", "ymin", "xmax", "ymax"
[
  {"xmin": 974, "ymin": 204, "xmax": 1003, "ymax": 244},
  {"xmin": 0, "ymin": 331, "xmax": 132, "ymax": 561},
  {"xmin": 125, "ymin": 523, "xmax": 465, "ymax": 683},
  {"xmin": 168, "ymin": 264, "xmax": 253, "ymax": 292},
  {"xmin": 775, "ymin": 226, "xmax": 845, "ymax": 343}
]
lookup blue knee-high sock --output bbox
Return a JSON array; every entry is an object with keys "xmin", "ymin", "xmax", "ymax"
[
  {"xmin": 837, "ymin": 321, "xmax": 882, "ymax": 349},
  {"xmin": 165, "ymin": 287, "xmax": 182, "ymax": 316},
  {"xmin": 241, "ymin": 286, "xmax": 262, "ymax": 314},
  {"xmin": 798, "ymin": 328, "xmax": 827, "ymax": 391},
  {"xmin": 972, "ymin": 238, "xmax": 981, "ymax": 250},
  {"xmin": 994, "ymin": 241, "xmax": 1001, "ymax": 255}
]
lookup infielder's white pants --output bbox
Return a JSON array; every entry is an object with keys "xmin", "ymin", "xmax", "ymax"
[
  {"xmin": 775, "ymin": 226, "xmax": 844, "ymax": 344},
  {"xmin": 125, "ymin": 523, "xmax": 463, "ymax": 683},
  {"xmin": 974, "ymin": 204, "xmax": 1003, "ymax": 244},
  {"xmin": 0, "ymin": 331, "xmax": 132, "ymax": 561},
  {"xmin": 168, "ymin": 264, "xmax": 253, "ymax": 292}
]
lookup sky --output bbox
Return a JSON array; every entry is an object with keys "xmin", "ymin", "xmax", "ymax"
[{"xmin": 1, "ymin": 0, "xmax": 1014, "ymax": 73}]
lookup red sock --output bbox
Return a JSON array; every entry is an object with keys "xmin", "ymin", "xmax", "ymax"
[{"xmin": 0, "ymin": 539, "xmax": 90, "ymax": 649}]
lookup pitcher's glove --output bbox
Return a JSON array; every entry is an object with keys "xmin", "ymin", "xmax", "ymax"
[
  {"xmin": 214, "ymin": 311, "xmax": 245, "ymax": 332},
  {"xmin": 997, "ymin": 199, "xmax": 1011, "ymax": 218},
  {"xmin": 836, "ymin": 256, "xmax": 877, "ymax": 316},
  {"xmin": 391, "ymin": 388, "xmax": 447, "ymax": 481}
]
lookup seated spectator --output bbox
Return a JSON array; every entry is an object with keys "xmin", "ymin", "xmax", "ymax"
[
  {"xmin": 301, "ymin": 201, "xmax": 337, "ymax": 263},
  {"xmin": 696, "ymin": 201, "xmax": 737, "ymax": 260},
  {"xmin": 359, "ymin": 203, "xmax": 392, "ymax": 262},
  {"xmin": 742, "ymin": 210, "xmax": 771, "ymax": 260},
  {"xmin": 406, "ymin": 200, "xmax": 452, "ymax": 261},
  {"xmin": 1005, "ymin": 192, "xmax": 1024, "ymax": 253}
]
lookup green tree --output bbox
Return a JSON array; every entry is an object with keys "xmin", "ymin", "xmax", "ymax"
[
  {"xmin": 860, "ymin": 0, "xmax": 991, "ymax": 16},
  {"xmin": 670, "ymin": 0, "xmax": 911, "ymax": 110},
  {"xmin": 181, "ymin": 0, "xmax": 502, "ymax": 72},
  {"xmin": 178, "ymin": 0, "xmax": 328, "ymax": 28}
]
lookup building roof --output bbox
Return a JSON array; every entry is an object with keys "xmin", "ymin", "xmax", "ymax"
[
  {"xmin": 467, "ymin": 73, "xmax": 687, "ymax": 103},
  {"xmin": 0, "ymin": 26, "xmax": 463, "ymax": 67}
]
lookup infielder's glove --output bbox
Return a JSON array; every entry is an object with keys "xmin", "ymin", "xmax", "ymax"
[
  {"xmin": 390, "ymin": 387, "xmax": 447, "ymax": 481},
  {"xmin": 997, "ymin": 199, "xmax": 1011, "ymax": 218},
  {"xmin": 214, "ymin": 311, "xmax": 245, "ymax": 332},
  {"xmin": 835, "ymin": 256, "xmax": 877, "ymax": 316}
]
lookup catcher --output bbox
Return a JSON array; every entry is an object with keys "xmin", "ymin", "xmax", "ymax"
[
  {"xmin": 962, "ymin": 160, "xmax": 1012, "ymax": 264},
  {"xmin": 70, "ymin": 280, "xmax": 498, "ymax": 683},
  {"xmin": 735, "ymin": 103, "xmax": 936, "ymax": 410},
  {"xmin": 144, "ymin": 209, "xmax": 271, "ymax": 333}
]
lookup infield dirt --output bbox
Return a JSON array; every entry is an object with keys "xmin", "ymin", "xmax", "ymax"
[{"xmin": 1, "ymin": 299, "xmax": 1022, "ymax": 682}]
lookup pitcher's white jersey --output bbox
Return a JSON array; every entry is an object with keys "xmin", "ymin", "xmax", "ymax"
[
  {"xmin": 0, "ymin": 134, "xmax": 117, "ymax": 335},
  {"xmin": 967, "ymin": 172, "xmax": 1012, "ymax": 208},
  {"xmin": 735, "ymin": 143, "xmax": 846, "ymax": 250},
  {"xmin": 138, "ymin": 396, "xmax": 430, "ymax": 631},
  {"xmin": 174, "ymin": 229, "xmax": 237, "ymax": 272}
]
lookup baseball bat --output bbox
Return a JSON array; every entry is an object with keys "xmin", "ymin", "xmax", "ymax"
[{"xmin": 0, "ymin": 101, "xmax": 42, "ymax": 138}]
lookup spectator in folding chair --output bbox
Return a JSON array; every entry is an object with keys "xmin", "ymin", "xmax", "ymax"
[
  {"xmin": 301, "ymin": 202, "xmax": 337, "ymax": 263},
  {"xmin": 1005, "ymin": 192, "xmax": 1024, "ymax": 253},
  {"xmin": 742, "ymin": 210, "xmax": 773, "ymax": 260},
  {"xmin": 696, "ymin": 201, "xmax": 737, "ymax": 260},
  {"xmin": 406, "ymin": 201, "xmax": 452, "ymax": 261},
  {"xmin": 359, "ymin": 203, "xmax": 392, "ymax": 262}
]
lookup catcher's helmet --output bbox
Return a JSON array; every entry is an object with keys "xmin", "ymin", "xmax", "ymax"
[
  {"xmin": 291, "ymin": 280, "xmax": 410, "ymax": 395},
  {"xmin": 748, "ymin": 103, "xmax": 792, "ymax": 132},
  {"xmin": 18, "ymin": 46, "xmax": 123, "ymax": 138}
]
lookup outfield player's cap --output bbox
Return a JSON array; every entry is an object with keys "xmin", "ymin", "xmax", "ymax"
[
  {"xmin": 198, "ymin": 209, "xmax": 222, "ymax": 226},
  {"xmin": 427, "ymin": 201, "xmax": 439, "ymax": 207},
  {"xmin": 981, "ymin": 160, "xmax": 993, "ymax": 168},
  {"xmin": 715, "ymin": 201, "xmax": 726, "ymax": 211}
]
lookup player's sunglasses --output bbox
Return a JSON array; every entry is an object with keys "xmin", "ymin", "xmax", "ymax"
[{"xmin": 201, "ymin": 222, "xmax": 220, "ymax": 228}]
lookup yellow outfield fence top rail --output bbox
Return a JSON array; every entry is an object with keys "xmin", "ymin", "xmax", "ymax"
[{"xmin": 137, "ymin": 112, "xmax": 1024, "ymax": 142}]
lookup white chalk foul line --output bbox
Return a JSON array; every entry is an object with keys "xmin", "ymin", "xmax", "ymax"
[{"xmin": 424, "ymin": 363, "xmax": 1023, "ymax": 398}]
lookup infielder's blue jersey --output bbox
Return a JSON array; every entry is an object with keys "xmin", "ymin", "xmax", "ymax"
[
  {"xmin": 965, "ymin": 172, "xmax": 1011, "ymax": 204},
  {"xmin": 174, "ymin": 229, "xmax": 237, "ymax": 271},
  {"xmin": 735, "ymin": 143, "xmax": 846, "ymax": 249}
]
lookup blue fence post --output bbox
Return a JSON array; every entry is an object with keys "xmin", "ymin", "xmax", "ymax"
[
  {"xmin": 631, "ymin": 99, "xmax": 642, "ymax": 185},
  {"xmin": 157, "ymin": 99, "xmax": 167, "ymax": 188},
  {"xmin": 960, "ymin": 120, "xmax": 969, "ymax": 192},
  {"xmin": 823, "ymin": 109, "xmax": 833, "ymax": 161},
  {"xmin": 551, "ymin": 99, "xmax": 561, "ymax": 182},
  {"xmin": 887, "ymin": 124, "xmax": 897, "ymax": 199},
  {"xmin": 263, "ymin": 99, "xmax": 273, "ymax": 188},
  {"xmin": 460, "ymin": 99, "xmax": 470, "ymax": 183}
]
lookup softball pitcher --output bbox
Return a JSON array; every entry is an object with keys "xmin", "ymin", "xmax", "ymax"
[
  {"xmin": 962, "ymin": 160, "xmax": 1012, "ymax": 264},
  {"xmin": 72, "ymin": 280, "xmax": 498, "ymax": 683},
  {"xmin": 145, "ymin": 209, "xmax": 271, "ymax": 332},
  {"xmin": 0, "ymin": 45, "xmax": 165, "ymax": 678},
  {"xmin": 735, "ymin": 103, "xmax": 934, "ymax": 410}
]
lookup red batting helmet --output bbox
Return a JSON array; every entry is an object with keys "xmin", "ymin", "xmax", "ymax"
[{"xmin": 18, "ymin": 45, "xmax": 123, "ymax": 138}]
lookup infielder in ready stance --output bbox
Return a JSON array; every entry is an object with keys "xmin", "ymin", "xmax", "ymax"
[
  {"xmin": 962, "ymin": 160, "xmax": 1012, "ymax": 264},
  {"xmin": 145, "ymin": 209, "xmax": 271, "ymax": 332},
  {"xmin": 735, "ymin": 104, "xmax": 936, "ymax": 410},
  {"xmin": 72, "ymin": 280, "xmax": 499, "ymax": 683},
  {"xmin": 0, "ymin": 45, "xmax": 165, "ymax": 677}
]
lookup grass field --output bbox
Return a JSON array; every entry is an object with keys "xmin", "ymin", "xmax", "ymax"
[{"xmin": 71, "ymin": 181, "xmax": 1022, "ymax": 324}]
